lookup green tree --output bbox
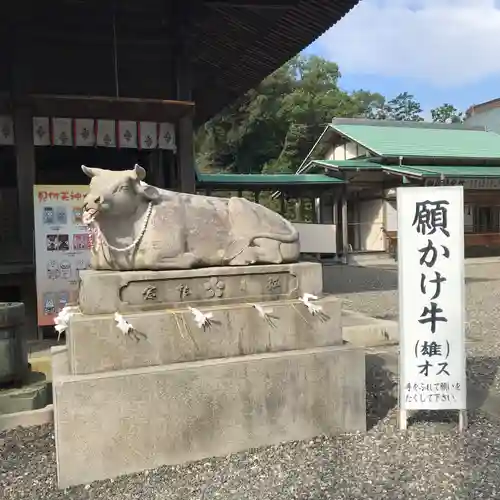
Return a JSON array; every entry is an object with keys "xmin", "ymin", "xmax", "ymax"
[
  {"xmin": 385, "ymin": 92, "xmax": 424, "ymax": 121},
  {"xmin": 196, "ymin": 55, "xmax": 384, "ymax": 174},
  {"xmin": 345, "ymin": 92, "xmax": 424, "ymax": 122},
  {"xmin": 430, "ymin": 103, "xmax": 464, "ymax": 123},
  {"xmin": 351, "ymin": 90, "xmax": 388, "ymax": 119}
]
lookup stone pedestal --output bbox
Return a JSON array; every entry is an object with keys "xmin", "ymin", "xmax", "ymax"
[{"xmin": 53, "ymin": 262, "xmax": 366, "ymax": 488}]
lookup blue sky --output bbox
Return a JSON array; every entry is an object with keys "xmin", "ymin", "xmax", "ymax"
[{"xmin": 304, "ymin": 0, "xmax": 500, "ymax": 115}]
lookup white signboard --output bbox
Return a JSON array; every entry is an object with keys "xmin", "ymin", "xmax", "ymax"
[
  {"xmin": 33, "ymin": 185, "xmax": 91, "ymax": 326},
  {"xmin": 397, "ymin": 186, "xmax": 466, "ymax": 412}
]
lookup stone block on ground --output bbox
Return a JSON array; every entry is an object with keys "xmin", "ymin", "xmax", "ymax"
[
  {"xmin": 0, "ymin": 404, "xmax": 53, "ymax": 432},
  {"xmin": 52, "ymin": 344, "xmax": 366, "ymax": 488},
  {"xmin": 78, "ymin": 262, "xmax": 323, "ymax": 315},
  {"xmin": 67, "ymin": 295, "xmax": 342, "ymax": 375},
  {"xmin": 342, "ymin": 310, "xmax": 398, "ymax": 347},
  {"xmin": 0, "ymin": 371, "xmax": 49, "ymax": 415}
]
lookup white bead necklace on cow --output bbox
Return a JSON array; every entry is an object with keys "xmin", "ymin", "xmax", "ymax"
[{"xmin": 88, "ymin": 202, "xmax": 153, "ymax": 253}]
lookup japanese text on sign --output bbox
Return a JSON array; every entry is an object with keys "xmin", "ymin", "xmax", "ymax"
[
  {"xmin": 398, "ymin": 187, "xmax": 466, "ymax": 411},
  {"xmin": 33, "ymin": 185, "xmax": 91, "ymax": 327},
  {"xmin": 37, "ymin": 190, "xmax": 84, "ymax": 202}
]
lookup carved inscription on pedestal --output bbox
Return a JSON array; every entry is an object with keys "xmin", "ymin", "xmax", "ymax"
[
  {"xmin": 204, "ymin": 277, "xmax": 225, "ymax": 298},
  {"xmin": 119, "ymin": 272, "xmax": 298, "ymax": 310},
  {"xmin": 142, "ymin": 285, "xmax": 157, "ymax": 301},
  {"xmin": 266, "ymin": 277, "xmax": 282, "ymax": 293},
  {"xmin": 176, "ymin": 284, "xmax": 191, "ymax": 300}
]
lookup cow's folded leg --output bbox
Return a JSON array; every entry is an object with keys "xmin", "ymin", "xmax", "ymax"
[
  {"xmin": 251, "ymin": 238, "xmax": 283, "ymax": 264},
  {"xmin": 228, "ymin": 247, "xmax": 258, "ymax": 266},
  {"xmin": 228, "ymin": 239, "xmax": 285, "ymax": 265}
]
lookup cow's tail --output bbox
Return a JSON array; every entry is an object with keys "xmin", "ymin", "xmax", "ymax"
[
  {"xmin": 222, "ymin": 221, "xmax": 299, "ymax": 263},
  {"xmin": 248, "ymin": 218, "xmax": 299, "ymax": 245}
]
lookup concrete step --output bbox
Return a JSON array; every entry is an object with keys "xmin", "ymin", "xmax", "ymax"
[
  {"xmin": 347, "ymin": 252, "xmax": 396, "ymax": 268},
  {"xmin": 342, "ymin": 310, "xmax": 398, "ymax": 347}
]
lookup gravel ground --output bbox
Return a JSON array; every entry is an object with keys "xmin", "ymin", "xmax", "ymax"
[
  {"xmin": 4, "ymin": 411, "xmax": 500, "ymax": 500},
  {"xmin": 4, "ymin": 262, "xmax": 500, "ymax": 499}
]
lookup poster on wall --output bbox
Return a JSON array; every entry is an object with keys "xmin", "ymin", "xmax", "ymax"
[{"xmin": 33, "ymin": 185, "xmax": 91, "ymax": 326}]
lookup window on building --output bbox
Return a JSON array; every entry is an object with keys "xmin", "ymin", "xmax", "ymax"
[{"xmin": 473, "ymin": 206, "xmax": 500, "ymax": 233}]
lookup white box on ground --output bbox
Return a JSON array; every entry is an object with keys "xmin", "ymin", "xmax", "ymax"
[{"xmin": 397, "ymin": 186, "xmax": 466, "ymax": 411}]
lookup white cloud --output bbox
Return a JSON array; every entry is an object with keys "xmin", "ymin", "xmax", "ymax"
[{"xmin": 312, "ymin": 0, "xmax": 500, "ymax": 87}]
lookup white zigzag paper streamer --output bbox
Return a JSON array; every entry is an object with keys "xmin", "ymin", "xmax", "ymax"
[
  {"xmin": 189, "ymin": 307, "xmax": 214, "ymax": 330},
  {"xmin": 114, "ymin": 312, "xmax": 134, "ymax": 335},
  {"xmin": 299, "ymin": 293, "xmax": 323, "ymax": 315}
]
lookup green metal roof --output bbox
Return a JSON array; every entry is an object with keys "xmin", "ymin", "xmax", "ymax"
[
  {"xmin": 310, "ymin": 159, "xmax": 382, "ymax": 170},
  {"xmin": 330, "ymin": 123, "xmax": 500, "ymax": 160},
  {"xmin": 196, "ymin": 173, "xmax": 344, "ymax": 186},
  {"xmin": 309, "ymin": 159, "xmax": 500, "ymax": 179},
  {"xmin": 384, "ymin": 165, "xmax": 500, "ymax": 178}
]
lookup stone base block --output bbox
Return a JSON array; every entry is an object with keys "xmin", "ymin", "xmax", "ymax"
[
  {"xmin": 67, "ymin": 296, "xmax": 342, "ymax": 375},
  {"xmin": 342, "ymin": 310, "xmax": 399, "ymax": 347},
  {"xmin": 0, "ymin": 404, "xmax": 53, "ymax": 432},
  {"xmin": 0, "ymin": 371, "xmax": 49, "ymax": 415},
  {"xmin": 78, "ymin": 262, "xmax": 322, "ymax": 315},
  {"xmin": 53, "ymin": 344, "xmax": 366, "ymax": 488}
]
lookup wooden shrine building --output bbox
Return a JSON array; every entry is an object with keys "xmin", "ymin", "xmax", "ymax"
[
  {"xmin": 0, "ymin": 0, "xmax": 359, "ymax": 338},
  {"xmin": 298, "ymin": 119, "xmax": 500, "ymax": 261}
]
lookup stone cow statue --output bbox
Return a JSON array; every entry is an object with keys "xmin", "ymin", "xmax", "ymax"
[{"xmin": 81, "ymin": 165, "xmax": 300, "ymax": 271}]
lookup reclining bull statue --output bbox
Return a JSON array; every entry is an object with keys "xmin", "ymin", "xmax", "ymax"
[{"xmin": 81, "ymin": 165, "xmax": 300, "ymax": 271}]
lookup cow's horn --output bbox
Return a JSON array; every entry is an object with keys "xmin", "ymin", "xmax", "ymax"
[
  {"xmin": 134, "ymin": 164, "xmax": 146, "ymax": 181},
  {"xmin": 81, "ymin": 165, "xmax": 96, "ymax": 178}
]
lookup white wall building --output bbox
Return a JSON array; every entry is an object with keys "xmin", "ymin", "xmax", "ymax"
[{"xmin": 464, "ymin": 98, "xmax": 500, "ymax": 135}]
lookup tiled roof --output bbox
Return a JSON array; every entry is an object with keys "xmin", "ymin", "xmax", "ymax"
[{"xmin": 9, "ymin": 0, "xmax": 361, "ymax": 123}]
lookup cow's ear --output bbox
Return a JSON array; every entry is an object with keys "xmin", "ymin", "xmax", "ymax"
[
  {"xmin": 133, "ymin": 164, "xmax": 146, "ymax": 181},
  {"xmin": 81, "ymin": 165, "xmax": 101, "ymax": 178},
  {"xmin": 138, "ymin": 182, "xmax": 160, "ymax": 201}
]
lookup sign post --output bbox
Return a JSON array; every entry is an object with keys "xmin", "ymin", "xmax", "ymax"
[
  {"xmin": 397, "ymin": 186, "xmax": 467, "ymax": 431},
  {"xmin": 33, "ymin": 185, "xmax": 91, "ymax": 326}
]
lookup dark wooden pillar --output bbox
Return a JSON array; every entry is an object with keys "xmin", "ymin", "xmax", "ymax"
[
  {"xmin": 335, "ymin": 198, "xmax": 342, "ymax": 259},
  {"xmin": 280, "ymin": 194, "xmax": 286, "ymax": 216},
  {"xmin": 332, "ymin": 191, "xmax": 339, "ymax": 256},
  {"xmin": 173, "ymin": 1, "xmax": 196, "ymax": 194},
  {"xmin": 295, "ymin": 199, "xmax": 302, "ymax": 222},
  {"xmin": 11, "ymin": 9, "xmax": 38, "ymax": 340},
  {"xmin": 13, "ymin": 106, "xmax": 35, "ymax": 263},
  {"xmin": 341, "ymin": 193, "xmax": 349, "ymax": 264},
  {"xmin": 314, "ymin": 196, "xmax": 321, "ymax": 224},
  {"xmin": 11, "ymin": 8, "xmax": 35, "ymax": 262},
  {"xmin": 19, "ymin": 273, "xmax": 38, "ymax": 341}
]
